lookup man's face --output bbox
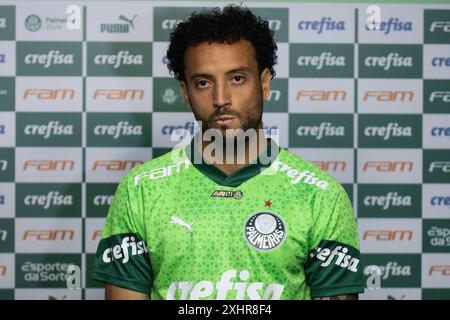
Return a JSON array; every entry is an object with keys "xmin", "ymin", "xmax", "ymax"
[{"xmin": 180, "ymin": 40, "xmax": 272, "ymax": 137}]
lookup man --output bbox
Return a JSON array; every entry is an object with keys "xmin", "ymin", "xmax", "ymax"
[{"xmin": 91, "ymin": 5, "xmax": 364, "ymax": 300}]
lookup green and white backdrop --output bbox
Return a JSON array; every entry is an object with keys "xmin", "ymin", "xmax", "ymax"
[{"xmin": 0, "ymin": 0, "xmax": 449, "ymax": 300}]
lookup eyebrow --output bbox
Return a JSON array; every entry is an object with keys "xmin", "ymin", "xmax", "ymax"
[{"xmin": 189, "ymin": 66, "xmax": 251, "ymax": 81}]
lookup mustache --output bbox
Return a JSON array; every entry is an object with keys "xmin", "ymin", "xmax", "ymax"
[{"xmin": 208, "ymin": 108, "xmax": 241, "ymax": 121}]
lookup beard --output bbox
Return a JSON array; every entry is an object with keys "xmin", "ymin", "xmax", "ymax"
[
  {"xmin": 191, "ymin": 97, "xmax": 264, "ymax": 139},
  {"xmin": 189, "ymin": 93, "xmax": 267, "ymax": 164}
]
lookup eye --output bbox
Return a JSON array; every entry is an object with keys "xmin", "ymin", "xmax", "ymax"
[
  {"xmin": 232, "ymin": 75, "xmax": 245, "ymax": 84},
  {"xmin": 195, "ymin": 80, "xmax": 210, "ymax": 89}
]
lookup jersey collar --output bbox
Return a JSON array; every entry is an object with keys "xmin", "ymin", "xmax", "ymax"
[{"xmin": 185, "ymin": 136, "xmax": 280, "ymax": 187}]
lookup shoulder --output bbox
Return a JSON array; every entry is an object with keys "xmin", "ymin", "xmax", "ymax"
[
  {"xmin": 273, "ymin": 147, "xmax": 345, "ymax": 195},
  {"xmin": 119, "ymin": 145, "xmax": 190, "ymax": 189}
]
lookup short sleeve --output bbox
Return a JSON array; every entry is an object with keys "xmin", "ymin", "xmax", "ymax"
[
  {"xmin": 91, "ymin": 177, "xmax": 153, "ymax": 295},
  {"xmin": 304, "ymin": 184, "xmax": 364, "ymax": 298}
]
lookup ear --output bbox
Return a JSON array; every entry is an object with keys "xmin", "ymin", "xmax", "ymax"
[
  {"xmin": 179, "ymin": 81, "xmax": 192, "ymax": 111},
  {"xmin": 260, "ymin": 68, "xmax": 272, "ymax": 101}
]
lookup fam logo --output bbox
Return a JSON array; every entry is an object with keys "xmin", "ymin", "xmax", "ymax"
[
  {"xmin": 312, "ymin": 160, "xmax": 347, "ymax": 172},
  {"xmin": 428, "ymin": 265, "xmax": 450, "ymax": 276},
  {"xmin": 0, "ymin": 265, "xmax": 6, "ymax": 277},
  {"xmin": 268, "ymin": 89, "xmax": 282, "ymax": 102},
  {"xmin": 365, "ymin": 17, "xmax": 412, "ymax": 34},
  {"xmin": 0, "ymin": 159, "xmax": 7, "ymax": 171},
  {"xmin": 362, "ymin": 161, "xmax": 413, "ymax": 172},
  {"xmin": 430, "ymin": 21, "xmax": 450, "ymax": 33},
  {"xmin": 23, "ymin": 160, "xmax": 74, "ymax": 171},
  {"xmin": 363, "ymin": 230, "xmax": 413, "ymax": 241},
  {"xmin": 424, "ymin": 80, "xmax": 450, "ymax": 113},
  {"xmin": 249, "ymin": 8, "xmax": 288, "ymax": 38},
  {"xmin": 298, "ymin": 17, "xmax": 345, "ymax": 33},
  {"xmin": 244, "ymin": 211, "xmax": 287, "ymax": 251},
  {"xmin": 267, "ymin": 19, "xmax": 282, "ymax": 31},
  {"xmin": 93, "ymin": 88, "xmax": 144, "ymax": 100},
  {"xmin": 425, "ymin": 10, "xmax": 450, "ymax": 44},
  {"xmin": 363, "ymin": 90, "xmax": 413, "ymax": 102},
  {"xmin": 0, "ymin": 219, "xmax": 13, "ymax": 253},
  {"xmin": 296, "ymin": 90, "xmax": 347, "ymax": 102},
  {"xmin": 429, "ymin": 91, "xmax": 450, "ymax": 103},
  {"xmin": 92, "ymin": 160, "xmax": 143, "ymax": 171},
  {"xmin": 91, "ymin": 230, "xmax": 103, "ymax": 241},
  {"xmin": 425, "ymin": 150, "xmax": 450, "ymax": 183},
  {"xmin": 23, "ymin": 229, "xmax": 75, "ymax": 241},
  {"xmin": 23, "ymin": 88, "xmax": 76, "ymax": 100},
  {"xmin": 0, "ymin": 229, "xmax": 6, "ymax": 242},
  {"xmin": 100, "ymin": 14, "xmax": 137, "ymax": 33}
]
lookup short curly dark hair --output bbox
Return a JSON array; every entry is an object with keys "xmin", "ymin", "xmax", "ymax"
[{"xmin": 166, "ymin": 5, "xmax": 277, "ymax": 82}]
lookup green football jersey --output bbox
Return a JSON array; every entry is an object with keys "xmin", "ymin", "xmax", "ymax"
[{"xmin": 91, "ymin": 138, "xmax": 364, "ymax": 300}]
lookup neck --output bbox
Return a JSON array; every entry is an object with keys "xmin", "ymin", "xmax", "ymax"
[{"xmin": 200, "ymin": 124, "xmax": 268, "ymax": 176}]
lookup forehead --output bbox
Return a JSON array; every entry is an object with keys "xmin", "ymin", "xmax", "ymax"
[{"xmin": 183, "ymin": 40, "xmax": 258, "ymax": 76}]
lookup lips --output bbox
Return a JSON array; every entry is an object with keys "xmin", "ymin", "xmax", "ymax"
[{"xmin": 214, "ymin": 115, "xmax": 235, "ymax": 126}]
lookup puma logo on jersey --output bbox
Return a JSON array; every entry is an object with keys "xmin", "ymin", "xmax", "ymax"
[{"xmin": 171, "ymin": 216, "xmax": 194, "ymax": 233}]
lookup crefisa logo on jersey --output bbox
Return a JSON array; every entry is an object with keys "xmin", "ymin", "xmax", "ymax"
[{"xmin": 244, "ymin": 211, "xmax": 286, "ymax": 251}]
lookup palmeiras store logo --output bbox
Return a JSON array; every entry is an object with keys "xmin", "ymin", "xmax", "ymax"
[{"xmin": 244, "ymin": 211, "xmax": 287, "ymax": 251}]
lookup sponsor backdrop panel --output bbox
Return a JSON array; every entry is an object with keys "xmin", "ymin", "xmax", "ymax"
[{"xmin": 0, "ymin": 0, "xmax": 449, "ymax": 300}]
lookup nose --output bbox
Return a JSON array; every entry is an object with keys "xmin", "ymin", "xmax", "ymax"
[{"xmin": 212, "ymin": 80, "xmax": 231, "ymax": 108}]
